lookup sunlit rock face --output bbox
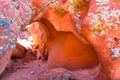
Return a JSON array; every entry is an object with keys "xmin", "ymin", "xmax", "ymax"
[
  {"xmin": 0, "ymin": 0, "xmax": 32, "ymax": 75},
  {"xmin": 82, "ymin": 0, "xmax": 120, "ymax": 79}
]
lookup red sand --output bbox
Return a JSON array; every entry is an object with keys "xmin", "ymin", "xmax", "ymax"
[{"xmin": 0, "ymin": 59, "xmax": 99, "ymax": 80}]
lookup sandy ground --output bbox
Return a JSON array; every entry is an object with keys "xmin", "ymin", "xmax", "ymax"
[
  {"xmin": 0, "ymin": 59, "xmax": 47, "ymax": 80},
  {"xmin": 0, "ymin": 57, "xmax": 99, "ymax": 80}
]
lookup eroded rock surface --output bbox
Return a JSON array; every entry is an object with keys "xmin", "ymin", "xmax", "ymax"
[
  {"xmin": 0, "ymin": 0, "xmax": 32, "ymax": 75},
  {"xmin": 82, "ymin": 0, "xmax": 120, "ymax": 80}
]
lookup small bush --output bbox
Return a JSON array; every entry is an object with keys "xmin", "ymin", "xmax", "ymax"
[
  {"xmin": 71, "ymin": 0, "xmax": 88, "ymax": 13},
  {"xmin": 51, "ymin": 6, "xmax": 68, "ymax": 17}
]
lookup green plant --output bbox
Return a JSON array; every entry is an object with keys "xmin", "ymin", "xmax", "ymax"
[
  {"xmin": 51, "ymin": 6, "xmax": 67, "ymax": 17},
  {"xmin": 71, "ymin": 0, "xmax": 88, "ymax": 13}
]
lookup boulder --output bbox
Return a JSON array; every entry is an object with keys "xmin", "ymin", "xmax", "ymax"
[
  {"xmin": 82, "ymin": 0, "xmax": 120, "ymax": 79},
  {"xmin": 12, "ymin": 43, "xmax": 27, "ymax": 58},
  {"xmin": 0, "ymin": 0, "xmax": 32, "ymax": 75}
]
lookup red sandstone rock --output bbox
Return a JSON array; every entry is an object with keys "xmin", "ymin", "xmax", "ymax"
[
  {"xmin": 27, "ymin": 22, "xmax": 48, "ymax": 60},
  {"xmin": 32, "ymin": 0, "xmax": 42, "ymax": 8},
  {"xmin": 27, "ymin": 0, "xmax": 99, "ymax": 71},
  {"xmin": 12, "ymin": 43, "xmax": 27, "ymax": 58},
  {"xmin": 40, "ymin": 6, "xmax": 90, "ymax": 45},
  {"xmin": 82, "ymin": 0, "xmax": 120, "ymax": 80},
  {"xmin": 2, "ymin": 0, "xmax": 120, "ymax": 79},
  {"xmin": 0, "ymin": 0, "xmax": 32, "ymax": 75},
  {"xmin": 0, "ymin": 50, "xmax": 12, "ymax": 75},
  {"xmin": 46, "ymin": 31, "xmax": 99, "ymax": 70},
  {"xmin": 27, "ymin": 20, "xmax": 99, "ymax": 70},
  {"xmin": 31, "ymin": 0, "xmax": 120, "ymax": 79}
]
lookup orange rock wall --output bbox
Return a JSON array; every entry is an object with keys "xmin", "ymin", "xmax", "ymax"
[
  {"xmin": 27, "ymin": 18, "xmax": 99, "ymax": 70},
  {"xmin": 82, "ymin": 0, "xmax": 120, "ymax": 79}
]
